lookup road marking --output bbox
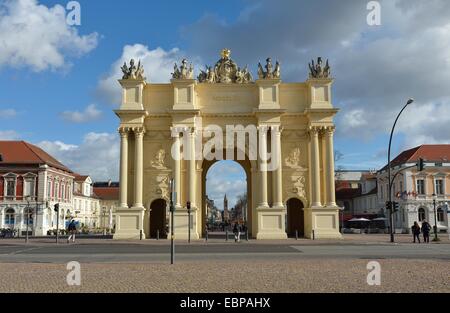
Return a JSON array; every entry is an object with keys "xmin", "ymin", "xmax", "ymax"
[{"xmin": 8, "ymin": 246, "xmax": 44, "ymax": 255}]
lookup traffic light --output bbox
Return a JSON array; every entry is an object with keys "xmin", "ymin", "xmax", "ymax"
[
  {"xmin": 392, "ymin": 201, "xmax": 399, "ymax": 212},
  {"xmin": 186, "ymin": 201, "xmax": 191, "ymax": 211},
  {"xmin": 417, "ymin": 158, "xmax": 425, "ymax": 171},
  {"xmin": 385, "ymin": 201, "xmax": 392, "ymax": 211},
  {"xmin": 54, "ymin": 203, "xmax": 59, "ymax": 212}
]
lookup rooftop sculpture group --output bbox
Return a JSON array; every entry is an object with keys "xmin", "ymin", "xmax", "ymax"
[
  {"xmin": 121, "ymin": 59, "xmax": 146, "ymax": 80},
  {"xmin": 120, "ymin": 50, "xmax": 332, "ymax": 82},
  {"xmin": 257, "ymin": 58, "xmax": 280, "ymax": 79},
  {"xmin": 197, "ymin": 49, "xmax": 253, "ymax": 84},
  {"xmin": 172, "ymin": 58, "xmax": 194, "ymax": 79},
  {"xmin": 308, "ymin": 57, "xmax": 331, "ymax": 79}
]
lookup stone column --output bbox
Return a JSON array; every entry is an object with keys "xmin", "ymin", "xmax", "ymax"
[
  {"xmin": 133, "ymin": 127, "xmax": 145, "ymax": 208},
  {"xmin": 310, "ymin": 127, "xmax": 322, "ymax": 207},
  {"xmin": 272, "ymin": 126, "xmax": 283, "ymax": 207},
  {"xmin": 258, "ymin": 126, "xmax": 269, "ymax": 207},
  {"xmin": 188, "ymin": 128, "xmax": 196, "ymax": 207},
  {"xmin": 171, "ymin": 128, "xmax": 182, "ymax": 207},
  {"xmin": 325, "ymin": 127, "xmax": 336, "ymax": 206},
  {"xmin": 119, "ymin": 128, "xmax": 129, "ymax": 208}
]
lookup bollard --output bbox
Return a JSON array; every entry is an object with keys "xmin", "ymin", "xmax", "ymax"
[
  {"xmin": 140, "ymin": 229, "xmax": 143, "ymax": 240},
  {"xmin": 156, "ymin": 229, "xmax": 159, "ymax": 240},
  {"xmin": 295, "ymin": 230, "xmax": 298, "ymax": 240},
  {"xmin": 205, "ymin": 229, "xmax": 208, "ymax": 242},
  {"xmin": 312, "ymin": 229, "xmax": 315, "ymax": 240},
  {"xmin": 246, "ymin": 230, "xmax": 249, "ymax": 241},
  {"xmin": 225, "ymin": 230, "xmax": 228, "ymax": 241}
]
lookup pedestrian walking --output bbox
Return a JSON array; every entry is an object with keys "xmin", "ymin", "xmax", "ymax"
[
  {"xmin": 67, "ymin": 219, "xmax": 77, "ymax": 243},
  {"xmin": 421, "ymin": 219, "xmax": 431, "ymax": 243},
  {"xmin": 233, "ymin": 223, "xmax": 241, "ymax": 242},
  {"xmin": 411, "ymin": 221, "xmax": 421, "ymax": 243}
]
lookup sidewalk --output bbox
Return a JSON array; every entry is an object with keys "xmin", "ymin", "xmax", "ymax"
[{"xmin": 1, "ymin": 233, "xmax": 448, "ymax": 246}]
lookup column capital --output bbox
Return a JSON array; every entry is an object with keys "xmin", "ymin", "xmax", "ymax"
[
  {"xmin": 133, "ymin": 126, "xmax": 146, "ymax": 136},
  {"xmin": 308, "ymin": 126, "xmax": 321, "ymax": 136},
  {"xmin": 269, "ymin": 125, "xmax": 283, "ymax": 134},
  {"xmin": 257, "ymin": 125, "xmax": 270, "ymax": 135},
  {"xmin": 118, "ymin": 127, "xmax": 130, "ymax": 136},
  {"xmin": 324, "ymin": 126, "xmax": 336, "ymax": 136},
  {"xmin": 170, "ymin": 126, "xmax": 190, "ymax": 137}
]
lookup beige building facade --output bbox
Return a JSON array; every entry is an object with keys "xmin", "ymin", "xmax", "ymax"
[{"xmin": 113, "ymin": 50, "xmax": 341, "ymax": 240}]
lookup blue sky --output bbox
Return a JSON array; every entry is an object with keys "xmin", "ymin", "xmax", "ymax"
[{"xmin": 1, "ymin": 0, "xmax": 450, "ymax": 209}]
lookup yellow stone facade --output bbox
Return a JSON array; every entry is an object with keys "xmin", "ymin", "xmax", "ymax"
[{"xmin": 113, "ymin": 52, "xmax": 342, "ymax": 240}]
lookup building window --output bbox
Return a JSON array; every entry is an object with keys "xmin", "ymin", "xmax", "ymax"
[
  {"xmin": 47, "ymin": 181, "xmax": 52, "ymax": 198},
  {"xmin": 437, "ymin": 208, "xmax": 444, "ymax": 222},
  {"xmin": 55, "ymin": 182, "xmax": 59, "ymax": 199},
  {"xmin": 61, "ymin": 184, "xmax": 65, "ymax": 200},
  {"xmin": 6, "ymin": 179, "xmax": 15, "ymax": 197},
  {"xmin": 416, "ymin": 179, "xmax": 425, "ymax": 195},
  {"xmin": 24, "ymin": 179, "xmax": 35, "ymax": 197},
  {"xmin": 4, "ymin": 208, "xmax": 15, "ymax": 225},
  {"xmin": 435, "ymin": 179, "xmax": 444, "ymax": 195},
  {"xmin": 418, "ymin": 208, "xmax": 426, "ymax": 222},
  {"xmin": 399, "ymin": 181, "xmax": 403, "ymax": 193}
]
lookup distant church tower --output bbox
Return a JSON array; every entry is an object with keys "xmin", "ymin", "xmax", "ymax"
[{"xmin": 223, "ymin": 194, "xmax": 229, "ymax": 222}]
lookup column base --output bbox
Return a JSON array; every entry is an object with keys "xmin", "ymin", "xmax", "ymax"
[
  {"xmin": 255, "ymin": 205, "xmax": 287, "ymax": 240},
  {"xmin": 171, "ymin": 209, "xmax": 200, "ymax": 240},
  {"xmin": 113, "ymin": 206, "xmax": 146, "ymax": 240},
  {"xmin": 304, "ymin": 205, "xmax": 342, "ymax": 239}
]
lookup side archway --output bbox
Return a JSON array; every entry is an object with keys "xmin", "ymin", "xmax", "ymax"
[
  {"xmin": 286, "ymin": 198, "xmax": 304, "ymax": 237},
  {"xmin": 149, "ymin": 199, "xmax": 167, "ymax": 238}
]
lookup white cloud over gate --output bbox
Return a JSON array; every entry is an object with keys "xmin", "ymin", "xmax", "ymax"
[{"xmin": 97, "ymin": 44, "xmax": 185, "ymax": 105}]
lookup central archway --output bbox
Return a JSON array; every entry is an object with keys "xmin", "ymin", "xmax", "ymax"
[{"xmin": 201, "ymin": 154, "xmax": 253, "ymax": 238}]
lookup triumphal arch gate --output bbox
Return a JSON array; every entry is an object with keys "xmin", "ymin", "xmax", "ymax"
[{"xmin": 113, "ymin": 50, "xmax": 341, "ymax": 240}]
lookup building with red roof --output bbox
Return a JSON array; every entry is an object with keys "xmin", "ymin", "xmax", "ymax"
[
  {"xmin": 377, "ymin": 145, "xmax": 450, "ymax": 233},
  {"xmin": 0, "ymin": 141, "xmax": 74, "ymax": 236}
]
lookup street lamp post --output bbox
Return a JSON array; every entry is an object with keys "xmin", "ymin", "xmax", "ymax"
[
  {"xmin": 432, "ymin": 193, "xmax": 439, "ymax": 241},
  {"xmin": 387, "ymin": 98, "xmax": 414, "ymax": 243},
  {"xmin": 25, "ymin": 196, "xmax": 31, "ymax": 243}
]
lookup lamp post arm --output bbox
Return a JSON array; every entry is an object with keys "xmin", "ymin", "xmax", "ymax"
[
  {"xmin": 389, "ymin": 164, "xmax": 417, "ymax": 189},
  {"xmin": 388, "ymin": 102, "xmax": 411, "ymax": 194}
]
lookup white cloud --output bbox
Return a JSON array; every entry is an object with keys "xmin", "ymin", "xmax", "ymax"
[
  {"xmin": 397, "ymin": 101, "xmax": 450, "ymax": 149},
  {"xmin": 37, "ymin": 132, "xmax": 119, "ymax": 181},
  {"xmin": 0, "ymin": 0, "xmax": 98, "ymax": 72},
  {"xmin": 0, "ymin": 130, "xmax": 20, "ymax": 140},
  {"xmin": 97, "ymin": 44, "xmax": 184, "ymax": 105},
  {"xmin": 0, "ymin": 109, "xmax": 17, "ymax": 119},
  {"xmin": 60, "ymin": 104, "xmax": 102, "ymax": 123}
]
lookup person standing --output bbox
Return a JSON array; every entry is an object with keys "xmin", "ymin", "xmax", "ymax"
[
  {"xmin": 411, "ymin": 221, "xmax": 421, "ymax": 243},
  {"xmin": 67, "ymin": 219, "xmax": 77, "ymax": 243},
  {"xmin": 421, "ymin": 219, "xmax": 431, "ymax": 243}
]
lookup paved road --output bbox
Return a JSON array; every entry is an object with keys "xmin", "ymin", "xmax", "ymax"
[{"xmin": 1, "ymin": 242, "xmax": 449, "ymax": 263}]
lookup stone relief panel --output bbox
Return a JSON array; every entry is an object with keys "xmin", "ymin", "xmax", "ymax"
[
  {"xmin": 282, "ymin": 140, "xmax": 309, "ymax": 204},
  {"xmin": 144, "ymin": 172, "xmax": 171, "ymax": 205}
]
